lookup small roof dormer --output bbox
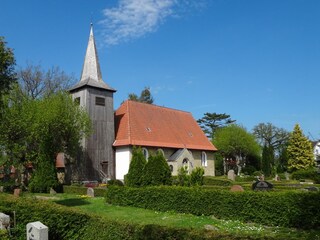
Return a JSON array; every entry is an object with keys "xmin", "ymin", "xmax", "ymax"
[{"xmin": 69, "ymin": 23, "xmax": 116, "ymax": 93}]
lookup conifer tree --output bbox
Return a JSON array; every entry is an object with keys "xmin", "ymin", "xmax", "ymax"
[
  {"xmin": 287, "ymin": 124, "xmax": 314, "ymax": 171},
  {"xmin": 125, "ymin": 147, "xmax": 146, "ymax": 187},
  {"xmin": 142, "ymin": 151, "xmax": 172, "ymax": 186},
  {"xmin": 261, "ymin": 145, "xmax": 274, "ymax": 176}
]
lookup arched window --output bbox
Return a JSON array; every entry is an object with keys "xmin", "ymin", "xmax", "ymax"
[
  {"xmin": 182, "ymin": 158, "xmax": 189, "ymax": 173},
  {"xmin": 169, "ymin": 165, "xmax": 173, "ymax": 172},
  {"xmin": 201, "ymin": 151, "xmax": 207, "ymax": 167},
  {"xmin": 142, "ymin": 148, "xmax": 149, "ymax": 161},
  {"xmin": 157, "ymin": 148, "xmax": 165, "ymax": 157}
]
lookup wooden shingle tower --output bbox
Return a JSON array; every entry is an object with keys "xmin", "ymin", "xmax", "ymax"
[{"xmin": 69, "ymin": 24, "xmax": 116, "ymax": 181}]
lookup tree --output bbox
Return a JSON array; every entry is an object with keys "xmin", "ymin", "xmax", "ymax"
[
  {"xmin": 17, "ymin": 63, "xmax": 75, "ymax": 99},
  {"xmin": 0, "ymin": 37, "xmax": 16, "ymax": 109},
  {"xmin": 261, "ymin": 145, "xmax": 274, "ymax": 176},
  {"xmin": 125, "ymin": 147, "xmax": 147, "ymax": 187},
  {"xmin": 0, "ymin": 88, "xmax": 91, "ymax": 191},
  {"xmin": 128, "ymin": 87, "xmax": 154, "ymax": 104},
  {"xmin": 287, "ymin": 124, "xmax": 314, "ymax": 172},
  {"xmin": 141, "ymin": 151, "xmax": 172, "ymax": 186},
  {"xmin": 197, "ymin": 113, "xmax": 235, "ymax": 139},
  {"xmin": 213, "ymin": 124, "xmax": 261, "ymax": 175}
]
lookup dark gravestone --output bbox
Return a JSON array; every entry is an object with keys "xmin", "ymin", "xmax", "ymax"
[
  {"xmin": 252, "ymin": 181, "xmax": 273, "ymax": 191},
  {"xmin": 304, "ymin": 186, "xmax": 319, "ymax": 192}
]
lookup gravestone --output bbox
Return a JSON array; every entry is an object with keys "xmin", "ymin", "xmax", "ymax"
[
  {"xmin": 227, "ymin": 170, "xmax": 236, "ymax": 181},
  {"xmin": 26, "ymin": 221, "xmax": 48, "ymax": 240},
  {"xmin": 50, "ymin": 188, "xmax": 57, "ymax": 195},
  {"xmin": 87, "ymin": 187, "xmax": 94, "ymax": 197},
  {"xmin": 285, "ymin": 172, "xmax": 290, "ymax": 180},
  {"xmin": 13, "ymin": 188, "xmax": 21, "ymax": 197},
  {"xmin": 0, "ymin": 213, "xmax": 10, "ymax": 230},
  {"xmin": 304, "ymin": 186, "xmax": 319, "ymax": 192},
  {"xmin": 230, "ymin": 185, "xmax": 244, "ymax": 192},
  {"xmin": 0, "ymin": 186, "xmax": 3, "ymax": 192},
  {"xmin": 252, "ymin": 181, "xmax": 273, "ymax": 191}
]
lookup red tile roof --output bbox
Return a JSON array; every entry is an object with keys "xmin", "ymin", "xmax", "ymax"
[{"xmin": 113, "ymin": 100, "xmax": 217, "ymax": 151}]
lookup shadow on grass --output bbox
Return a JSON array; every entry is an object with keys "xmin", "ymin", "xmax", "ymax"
[{"xmin": 54, "ymin": 198, "xmax": 91, "ymax": 207}]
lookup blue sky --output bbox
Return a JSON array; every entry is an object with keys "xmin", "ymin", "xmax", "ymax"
[{"xmin": 1, "ymin": 0, "xmax": 320, "ymax": 139}]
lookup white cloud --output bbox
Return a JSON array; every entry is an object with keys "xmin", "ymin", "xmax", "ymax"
[
  {"xmin": 99, "ymin": 0, "xmax": 176, "ymax": 45},
  {"xmin": 99, "ymin": 0, "xmax": 208, "ymax": 45}
]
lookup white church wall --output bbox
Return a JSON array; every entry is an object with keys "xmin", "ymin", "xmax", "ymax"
[{"xmin": 115, "ymin": 147, "xmax": 131, "ymax": 180}]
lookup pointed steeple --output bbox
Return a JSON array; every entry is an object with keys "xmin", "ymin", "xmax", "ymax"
[{"xmin": 70, "ymin": 23, "xmax": 115, "ymax": 92}]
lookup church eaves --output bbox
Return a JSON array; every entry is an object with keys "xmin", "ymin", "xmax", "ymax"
[{"xmin": 69, "ymin": 24, "xmax": 116, "ymax": 92}]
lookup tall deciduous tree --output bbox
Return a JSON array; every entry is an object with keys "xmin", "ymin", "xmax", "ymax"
[
  {"xmin": 197, "ymin": 113, "xmax": 235, "ymax": 139},
  {"xmin": 128, "ymin": 86, "xmax": 154, "ymax": 104},
  {"xmin": 0, "ymin": 37, "xmax": 16, "ymax": 110},
  {"xmin": 0, "ymin": 88, "xmax": 91, "ymax": 191},
  {"xmin": 17, "ymin": 63, "xmax": 75, "ymax": 99},
  {"xmin": 213, "ymin": 124, "xmax": 260, "ymax": 175},
  {"xmin": 287, "ymin": 124, "xmax": 314, "ymax": 172}
]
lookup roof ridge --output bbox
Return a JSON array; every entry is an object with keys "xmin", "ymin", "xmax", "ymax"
[{"xmin": 127, "ymin": 100, "xmax": 191, "ymax": 115}]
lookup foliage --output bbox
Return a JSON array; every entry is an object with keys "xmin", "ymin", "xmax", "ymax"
[
  {"xmin": 0, "ymin": 89, "xmax": 91, "ymax": 191},
  {"xmin": 106, "ymin": 186, "xmax": 320, "ymax": 229},
  {"xmin": 253, "ymin": 123, "xmax": 290, "ymax": 172},
  {"xmin": 107, "ymin": 179, "xmax": 124, "ymax": 186},
  {"xmin": 261, "ymin": 145, "xmax": 274, "ymax": 176},
  {"xmin": 241, "ymin": 165, "xmax": 257, "ymax": 175},
  {"xmin": 0, "ymin": 37, "xmax": 16, "ymax": 109},
  {"xmin": 176, "ymin": 167, "xmax": 190, "ymax": 186},
  {"xmin": 142, "ymin": 151, "xmax": 172, "ymax": 186},
  {"xmin": 17, "ymin": 63, "xmax": 75, "ymax": 99},
  {"xmin": 29, "ymin": 157, "xmax": 59, "ymax": 193},
  {"xmin": 291, "ymin": 168, "xmax": 320, "ymax": 183},
  {"xmin": 128, "ymin": 86, "xmax": 154, "ymax": 104},
  {"xmin": 203, "ymin": 177, "xmax": 232, "ymax": 186},
  {"xmin": 287, "ymin": 124, "xmax": 314, "ymax": 171},
  {"xmin": 197, "ymin": 112, "xmax": 235, "ymax": 139},
  {"xmin": 125, "ymin": 147, "xmax": 147, "ymax": 187},
  {"xmin": 190, "ymin": 167, "xmax": 205, "ymax": 186},
  {"xmin": 0, "ymin": 194, "xmax": 247, "ymax": 240},
  {"xmin": 213, "ymin": 124, "xmax": 261, "ymax": 174}
]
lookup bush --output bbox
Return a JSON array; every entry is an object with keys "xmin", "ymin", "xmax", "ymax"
[
  {"xmin": 107, "ymin": 179, "xmax": 124, "ymax": 186},
  {"xmin": 190, "ymin": 167, "xmax": 205, "ymax": 186},
  {"xmin": 176, "ymin": 167, "xmax": 190, "ymax": 186},
  {"xmin": 106, "ymin": 186, "xmax": 320, "ymax": 229},
  {"xmin": 141, "ymin": 151, "xmax": 172, "ymax": 186},
  {"xmin": 291, "ymin": 168, "xmax": 320, "ymax": 183},
  {"xmin": 203, "ymin": 177, "xmax": 232, "ymax": 186},
  {"xmin": 0, "ymin": 194, "xmax": 256, "ymax": 240},
  {"xmin": 241, "ymin": 165, "xmax": 256, "ymax": 175},
  {"xmin": 29, "ymin": 159, "xmax": 59, "ymax": 193},
  {"xmin": 125, "ymin": 147, "xmax": 146, "ymax": 187}
]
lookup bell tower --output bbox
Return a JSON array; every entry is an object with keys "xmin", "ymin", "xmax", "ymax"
[{"xmin": 69, "ymin": 24, "xmax": 116, "ymax": 181}]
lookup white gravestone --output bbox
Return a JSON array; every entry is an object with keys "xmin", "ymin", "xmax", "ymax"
[
  {"xmin": 87, "ymin": 187, "xmax": 94, "ymax": 197},
  {"xmin": 0, "ymin": 213, "xmax": 10, "ymax": 230},
  {"xmin": 227, "ymin": 169, "xmax": 235, "ymax": 181},
  {"xmin": 26, "ymin": 221, "xmax": 48, "ymax": 240}
]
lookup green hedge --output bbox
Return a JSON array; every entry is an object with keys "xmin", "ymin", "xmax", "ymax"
[
  {"xmin": 105, "ymin": 186, "xmax": 320, "ymax": 229},
  {"xmin": 63, "ymin": 185, "xmax": 106, "ymax": 197},
  {"xmin": 0, "ymin": 193, "xmax": 269, "ymax": 240},
  {"xmin": 291, "ymin": 169, "xmax": 320, "ymax": 183},
  {"xmin": 203, "ymin": 177, "xmax": 232, "ymax": 186}
]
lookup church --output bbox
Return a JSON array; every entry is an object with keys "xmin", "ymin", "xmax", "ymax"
[{"xmin": 67, "ymin": 25, "xmax": 217, "ymax": 182}]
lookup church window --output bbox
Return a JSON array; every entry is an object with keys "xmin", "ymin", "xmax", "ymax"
[
  {"xmin": 74, "ymin": 97, "xmax": 80, "ymax": 105},
  {"xmin": 201, "ymin": 152, "xmax": 207, "ymax": 167},
  {"xmin": 142, "ymin": 148, "xmax": 149, "ymax": 161},
  {"xmin": 157, "ymin": 148, "xmax": 165, "ymax": 157},
  {"xmin": 96, "ymin": 97, "xmax": 105, "ymax": 106},
  {"xmin": 182, "ymin": 158, "xmax": 189, "ymax": 173},
  {"xmin": 169, "ymin": 165, "xmax": 173, "ymax": 172}
]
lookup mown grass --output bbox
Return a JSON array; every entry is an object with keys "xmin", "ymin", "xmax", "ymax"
[{"xmin": 33, "ymin": 193, "xmax": 320, "ymax": 239}]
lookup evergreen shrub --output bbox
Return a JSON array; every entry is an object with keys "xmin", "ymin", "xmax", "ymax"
[
  {"xmin": 190, "ymin": 167, "xmax": 205, "ymax": 186},
  {"xmin": 176, "ymin": 167, "xmax": 190, "ymax": 186},
  {"xmin": 203, "ymin": 177, "xmax": 232, "ymax": 186},
  {"xmin": 125, "ymin": 147, "xmax": 146, "ymax": 187},
  {"xmin": 106, "ymin": 186, "xmax": 320, "ymax": 229},
  {"xmin": 0, "ymin": 194, "xmax": 255, "ymax": 240},
  {"xmin": 291, "ymin": 168, "xmax": 320, "ymax": 183}
]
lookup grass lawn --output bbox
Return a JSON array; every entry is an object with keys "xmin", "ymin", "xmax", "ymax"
[{"xmin": 30, "ymin": 193, "xmax": 319, "ymax": 240}]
